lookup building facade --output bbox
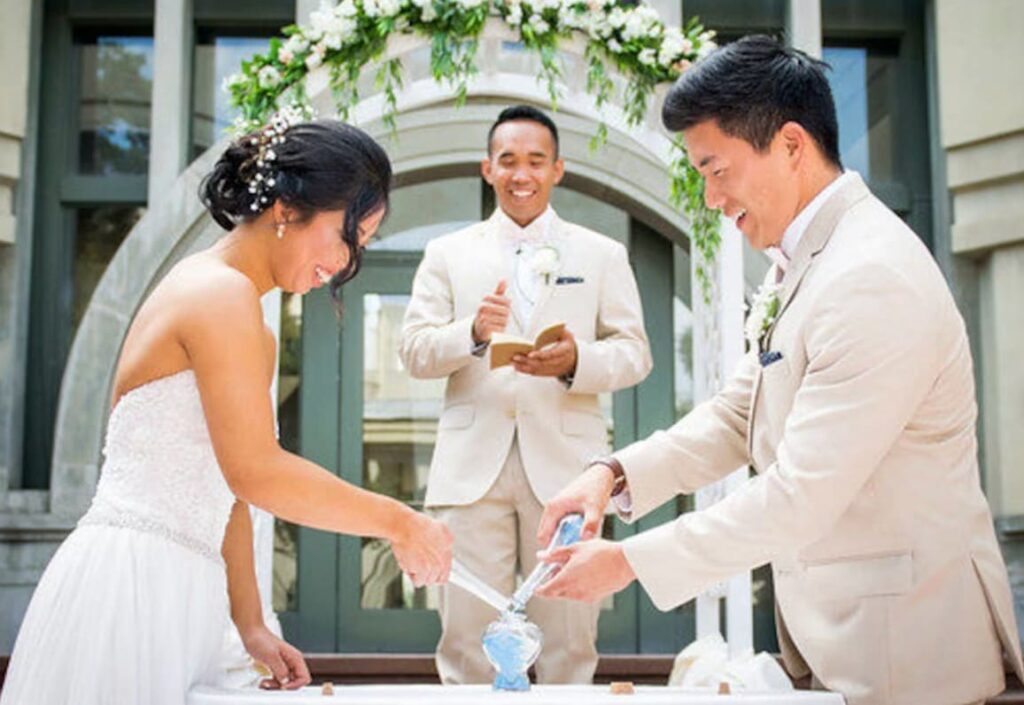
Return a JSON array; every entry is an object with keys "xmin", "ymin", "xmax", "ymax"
[{"xmin": 0, "ymin": 0, "xmax": 1021, "ymax": 656}]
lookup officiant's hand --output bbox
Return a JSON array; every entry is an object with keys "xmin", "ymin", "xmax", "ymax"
[
  {"xmin": 534, "ymin": 539, "xmax": 636, "ymax": 603},
  {"xmin": 473, "ymin": 279, "xmax": 511, "ymax": 343},
  {"xmin": 537, "ymin": 462, "xmax": 615, "ymax": 546},
  {"xmin": 513, "ymin": 328, "xmax": 577, "ymax": 377},
  {"xmin": 242, "ymin": 625, "xmax": 311, "ymax": 690},
  {"xmin": 390, "ymin": 509, "xmax": 453, "ymax": 587}
]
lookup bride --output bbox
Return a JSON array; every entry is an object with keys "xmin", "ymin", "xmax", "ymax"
[{"xmin": 0, "ymin": 114, "xmax": 452, "ymax": 704}]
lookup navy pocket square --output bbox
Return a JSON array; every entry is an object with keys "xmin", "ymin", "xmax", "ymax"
[
  {"xmin": 759, "ymin": 350, "xmax": 784, "ymax": 367},
  {"xmin": 555, "ymin": 276, "xmax": 584, "ymax": 285}
]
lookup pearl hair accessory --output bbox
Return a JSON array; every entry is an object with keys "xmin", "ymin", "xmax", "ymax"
[{"xmin": 243, "ymin": 104, "xmax": 310, "ymax": 214}]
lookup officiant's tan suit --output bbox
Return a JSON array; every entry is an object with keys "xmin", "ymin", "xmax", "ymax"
[
  {"xmin": 614, "ymin": 173, "xmax": 1024, "ymax": 705},
  {"xmin": 401, "ymin": 207, "xmax": 651, "ymax": 683}
]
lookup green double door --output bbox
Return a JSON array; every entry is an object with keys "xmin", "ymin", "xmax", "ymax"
[{"xmin": 278, "ymin": 218, "xmax": 693, "ymax": 655}]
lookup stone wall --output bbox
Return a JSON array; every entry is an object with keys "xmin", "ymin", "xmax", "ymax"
[{"xmin": 936, "ymin": 0, "xmax": 1024, "ymax": 637}]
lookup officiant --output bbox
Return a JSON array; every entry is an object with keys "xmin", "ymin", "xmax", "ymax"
[{"xmin": 399, "ymin": 105, "xmax": 652, "ymax": 685}]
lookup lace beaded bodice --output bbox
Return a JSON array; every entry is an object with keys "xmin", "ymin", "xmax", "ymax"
[{"xmin": 79, "ymin": 370, "xmax": 236, "ymax": 563}]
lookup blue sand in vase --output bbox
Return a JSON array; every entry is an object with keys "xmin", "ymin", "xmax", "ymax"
[{"xmin": 482, "ymin": 612, "xmax": 543, "ymax": 692}]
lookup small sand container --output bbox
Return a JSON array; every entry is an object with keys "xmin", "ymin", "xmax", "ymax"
[
  {"xmin": 321, "ymin": 681, "xmax": 334, "ymax": 696},
  {"xmin": 717, "ymin": 681, "xmax": 731, "ymax": 695},
  {"xmin": 609, "ymin": 681, "xmax": 635, "ymax": 695}
]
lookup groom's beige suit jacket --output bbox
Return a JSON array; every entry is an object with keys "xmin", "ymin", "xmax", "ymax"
[
  {"xmin": 614, "ymin": 175, "xmax": 1024, "ymax": 705},
  {"xmin": 401, "ymin": 209, "xmax": 651, "ymax": 507}
]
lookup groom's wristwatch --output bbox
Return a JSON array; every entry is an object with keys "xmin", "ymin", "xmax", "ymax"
[{"xmin": 588, "ymin": 456, "xmax": 627, "ymax": 497}]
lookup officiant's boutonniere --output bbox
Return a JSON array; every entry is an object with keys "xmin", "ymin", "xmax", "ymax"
[
  {"xmin": 745, "ymin": 283, "xmax": 782, "ymax": 352},
  {"xmin": 530, "ymin": 244, "xmax": 562, "ymax": 285}
]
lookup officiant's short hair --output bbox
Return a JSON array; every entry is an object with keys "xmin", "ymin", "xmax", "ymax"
[
  {"xmin": 662, "ymin": 35, "xmax": 842, "ymax": 169},
  {"xmin": 487, "ymin": 105, "xmax": 560, "ymax": 159}
]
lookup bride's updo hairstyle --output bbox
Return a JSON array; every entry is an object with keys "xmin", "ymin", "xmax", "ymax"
[{"xmin": 200, "ymin": 118, "xmax": 392, "ymax": 295}]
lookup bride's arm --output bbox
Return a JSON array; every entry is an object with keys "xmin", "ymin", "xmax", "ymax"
[
  {"xmin": 222, "ymin": 500, "xmax": 310, "ymax": 690},
  {"xmin": 182, "ymin": 271, "xmax": 451, "ymax": 585}
]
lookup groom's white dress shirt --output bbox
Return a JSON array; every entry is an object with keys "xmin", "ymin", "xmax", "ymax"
[
  {"xmin": 494, "ymin": 205, "xmax": 555, "ymax": 326},
  {"xmin": 766, "ymin": 170, "xmax": 856, "ymax": 275}
]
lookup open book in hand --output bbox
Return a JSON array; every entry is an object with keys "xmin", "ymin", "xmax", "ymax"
[{"xmin": 489, "ymin": 322, "xmax": 566, "ymax": 370}]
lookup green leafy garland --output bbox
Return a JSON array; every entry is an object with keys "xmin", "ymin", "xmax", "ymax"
[{"xmin": 225, "ymin": 0, "xmax": 721, "ymax": 302}]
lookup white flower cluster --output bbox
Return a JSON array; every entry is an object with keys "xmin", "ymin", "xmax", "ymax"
[
  {"xmin": 620, "ymin": 5, "xmax": 660, "ymax": 42},
  {"xmin": 411, "ymin": 0, "xmax": 437, "ymax": 21},
  {"xmin": 363, "ymin": 0, "xmax": 404, "ymax": 18},
  {"xmin": 497, "ymin": 0, "xmax": 712, "ymax": 72},
  {"xmin": 745, "ymin": 282, "xmax": 782, "ymax": 351},
  {"xmin": 279, "ymin": 0, "xmax": 361, "ymax": 70},
  {"xmin": 658, "ymin": 27, "xmax": 692, "ymax": 67}
]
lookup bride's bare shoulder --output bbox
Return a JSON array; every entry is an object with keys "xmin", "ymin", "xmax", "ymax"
[{"xmin": 158, "ymin": 253, "xmax": 263, "ymax": 332}]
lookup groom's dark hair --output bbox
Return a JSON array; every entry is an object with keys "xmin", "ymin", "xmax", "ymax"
[{"xmin": 662, "ymin": 35, "xmax": 842, "ymax": 169}]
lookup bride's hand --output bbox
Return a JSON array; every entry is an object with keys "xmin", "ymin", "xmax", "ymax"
[
  {"xmin": 390, "ymin": 509, "xmax": 453, "ymax": 587},
  {"xmin": 241, "ymin": 625, "xmax": 312, "ymax": 691}
]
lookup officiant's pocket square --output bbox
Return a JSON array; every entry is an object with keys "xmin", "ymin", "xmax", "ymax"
[
  {"xmin": 555, "ymin": 276, "xmax": 584, "ymax": 285},
  {"xmin": 759, "ymin": 350, "xmax": 784, "ymax": 367}
]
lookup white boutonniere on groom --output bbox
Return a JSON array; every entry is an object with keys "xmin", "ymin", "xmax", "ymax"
[
  {"xmin": 745, "ymin": 283, "xmax": 781, "ymax": 352},
  {"xmin": 530, "ymin": 243, "xmax": 562, "ymax": 286}
]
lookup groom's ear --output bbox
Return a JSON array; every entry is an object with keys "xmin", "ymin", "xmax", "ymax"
[
  {"xmin": 481, "ymin": 157, "xmax": 494, "ymax": 185},
  {"xmin": 779, "ymin": 121, "xmax": 807, "ymax": 164}
]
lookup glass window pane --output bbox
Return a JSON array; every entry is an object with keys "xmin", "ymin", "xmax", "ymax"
[
  {"xmin": 824, "ymin": 44, "xmax": 897, "ymax": 183},
  {"xmin": 73, "ymin": 207, "xmax": 145, "ymax": 331},
  {"xmin": 192, "ymin": 32, "xmax": 274, "ymax": 159},
  {"xmin": 273, "ymin": 291, "xmax": 303, "ymax": 613},
  {"xmin": 77, "ymin": 34, "xmax": 154, "ymax": 175},
  {"xmin": 361, "ymin": 293, "xmax": 446, "ymax": 610},
  {"xmin": 372, "ymin": 177, "xmax": 482, "ymax": 251}
]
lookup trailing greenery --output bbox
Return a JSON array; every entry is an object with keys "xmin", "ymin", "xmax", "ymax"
[{"xmin": 225, "ymin": 0, "xmax": 722, "ymax": 301}]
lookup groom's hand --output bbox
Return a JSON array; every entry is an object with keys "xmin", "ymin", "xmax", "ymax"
[
  {"xmin": 534, "ymin": 539, "xmax": 636, "ymax": 603},
  {"xmin": 537, "ymin": 463, "xmax": 616, "ymax": 546}
]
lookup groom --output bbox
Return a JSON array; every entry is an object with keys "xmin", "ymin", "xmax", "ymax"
[{"xmin": 535, "ymin": 36, "xmax": 1024, "ymax": 705}]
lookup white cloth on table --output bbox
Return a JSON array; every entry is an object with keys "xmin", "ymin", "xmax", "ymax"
[{"xmin": 669, "ymin": 633, "xmax": 794, "ymax": 692}]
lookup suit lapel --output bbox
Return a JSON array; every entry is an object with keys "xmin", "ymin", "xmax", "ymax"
[{"xmin": 763, "ymin": 174, "xmax": 872, "ymax": 349}]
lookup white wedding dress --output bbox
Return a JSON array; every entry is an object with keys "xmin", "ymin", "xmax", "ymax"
[{"xmin": 1, "ymin": 369, "xmax": 237, "ymax": 705}]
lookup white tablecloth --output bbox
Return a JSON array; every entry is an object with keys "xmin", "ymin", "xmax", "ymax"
[{"xmin": 188, "ymin": 684, "xmax": 845, "ymax": 704}]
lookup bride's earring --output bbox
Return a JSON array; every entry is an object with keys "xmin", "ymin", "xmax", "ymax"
[{"xmin": 276, "ymin": 222, "xmax": 286, "ymax": 240}]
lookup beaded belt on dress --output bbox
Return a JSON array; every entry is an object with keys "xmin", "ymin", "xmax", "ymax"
[{"xmin": 78, "ymin": 503, "xmax": 224, "ymax": 566}]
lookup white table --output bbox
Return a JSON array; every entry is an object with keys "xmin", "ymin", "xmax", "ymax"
[{"xmin": 188, "ymin": 684, "xmax": 845, "ymax": 704}]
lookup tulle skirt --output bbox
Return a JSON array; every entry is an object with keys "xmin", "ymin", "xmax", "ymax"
[{"xmin": 0, "ymin": 524, "xmax": 229, "ymax": 705}]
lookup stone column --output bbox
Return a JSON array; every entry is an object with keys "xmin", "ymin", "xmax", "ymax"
[
  {"xmin": 148, "ymin": 0, "xmax": 193, "ymax": 204},
  {"xmin": 786, "ymin": 0, "xmax": 822, "ymax": 59},
  {"xmin": 0, "ymin": 0, "xmax": 35, "ymax": 493}
]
